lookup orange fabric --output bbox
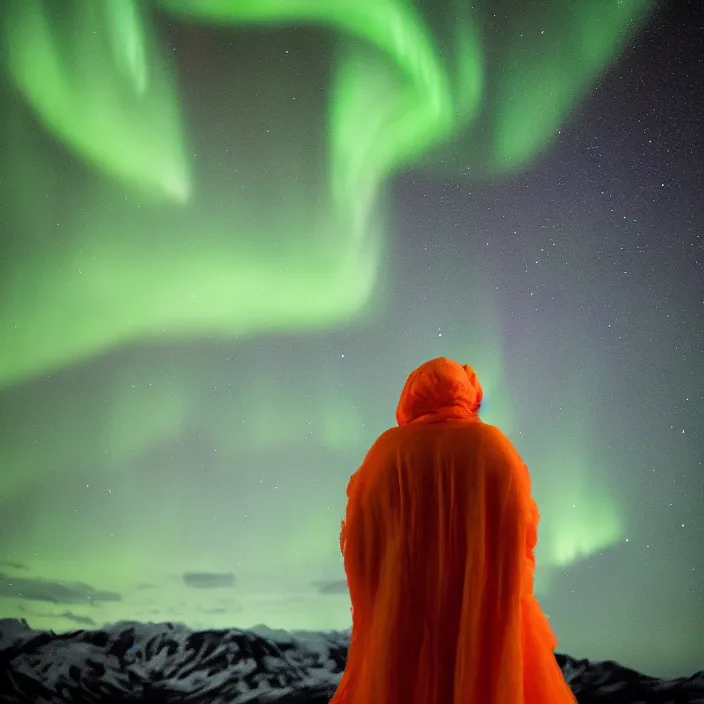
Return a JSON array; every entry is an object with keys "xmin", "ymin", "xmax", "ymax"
[{"xmin": 331, "ymin": 357, "xmax": 576, "ymax": 704}]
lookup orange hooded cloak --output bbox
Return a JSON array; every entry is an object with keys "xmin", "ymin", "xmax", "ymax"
[{"xmin": 331, "ymin": 357, "xmax": 576, "ymax": 704}]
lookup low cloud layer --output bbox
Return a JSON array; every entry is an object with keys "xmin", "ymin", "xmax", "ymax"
[
  {"xmin": 314, "ymin": 580, "xmax": 347, "ymax": 594},
  {"xmin": 182, "ymin": 572, "xmax": 235, "ymax": 589},
  {"xmin": 0, "ymin": 573, "xmax": 121, "ymax": 605}
]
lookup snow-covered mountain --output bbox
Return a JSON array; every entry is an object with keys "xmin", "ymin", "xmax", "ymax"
[{"xmin": 0, "ymin": 618, "xmax": 702, "ymax": 703}]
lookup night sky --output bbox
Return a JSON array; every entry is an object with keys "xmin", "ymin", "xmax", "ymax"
[{"xmin": 0, "ymin": 0, "xmax": 702, "ymax": 679}]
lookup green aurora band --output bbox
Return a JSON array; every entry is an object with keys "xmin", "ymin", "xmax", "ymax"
[
  {"xmin": 0, "ymin": 0, "xmax": 651, "ymax": 635},
  {"xmin": 1, "ymin": 0, "xmax": 652, "ymax": 384}
]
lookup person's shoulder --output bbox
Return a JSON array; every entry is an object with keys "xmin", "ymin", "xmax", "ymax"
[
  {"xmin": 476, "ymin": 423, "xmax": 523, "ymax": 460},
  {"xmin": 477, "ymin": 422, "xmax": 510, "ymax": 444},
  {"xmin": 362, "ymin": 426, "xmax": 403, "ymax": 458},
  {"xmin": 372, "ymin": 421, "xmax": 507, "ymax": 449},
  {"xmin": 374, "ymin": 426, "xmax": 402, "ymax": 444}
]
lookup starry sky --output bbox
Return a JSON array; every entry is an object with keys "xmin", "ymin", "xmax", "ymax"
[{"xmin": 0, "ymin": 0, "xmax": 702, "ymax": 679}]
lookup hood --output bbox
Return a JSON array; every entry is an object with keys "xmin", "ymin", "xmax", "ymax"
[{"xmin": 396, "ymin": 357, "xmax": 483, "ymax": 425}]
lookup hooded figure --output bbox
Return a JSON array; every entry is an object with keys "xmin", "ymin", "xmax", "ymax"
[{"xmin": 331, "ymin": 357, "xmax": 576, "ymax": 704}]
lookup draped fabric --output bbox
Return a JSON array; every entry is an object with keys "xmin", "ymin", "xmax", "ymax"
[{"xmin": 331, "ymin": 357, "xmax": 576, "ymax": 704}]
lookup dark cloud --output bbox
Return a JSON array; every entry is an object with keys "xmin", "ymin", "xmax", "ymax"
[
  {"xmin": 0, "ymin": 573, "xmax": 121, "ymax": 604},
  {"xmin": 0, "ymin": 562, "xmax": 29, "ymax": 571},
  {"xmin": 182, "ymin": 572, "xmax": 235, "ymax": 589},
  {"xmin": 33, "ymin": 610, "xmax": 97, "ymax": 627},
  {"xmin": 135, "ymin": 582, "xmax": 158, "ymax": 590},
  {"xmin": 18, "ymin": 606, "xmax": 98, "ymax": 627},
  {"xmin": 60, "ymin": 611, "xmax": 97, "ymax": 626},
  {"xmin": 314, "ymin": 579, "xmax": 348, "ymax": 594}
]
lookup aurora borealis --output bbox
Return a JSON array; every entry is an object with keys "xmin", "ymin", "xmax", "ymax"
[{"xmin": 0, "ymin": 0, "xmax": 702, "ymax": 679}]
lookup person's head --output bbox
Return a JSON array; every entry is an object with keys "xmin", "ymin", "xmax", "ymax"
[{"xmin": 396, "ymin": 357, "xmax": 483, "ymax": 425}]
